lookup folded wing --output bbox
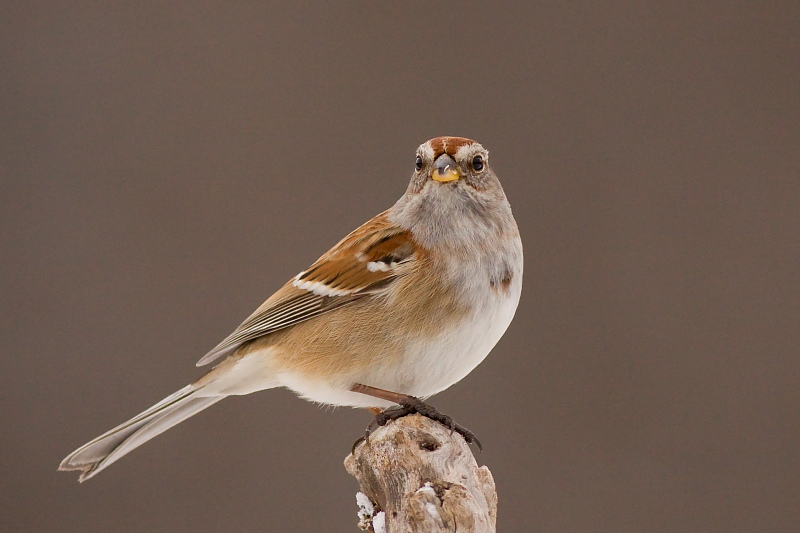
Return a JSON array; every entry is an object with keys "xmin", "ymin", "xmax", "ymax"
[{"xmin": 197, "ymin": 211, "xmax": 417, "ymax": 366}]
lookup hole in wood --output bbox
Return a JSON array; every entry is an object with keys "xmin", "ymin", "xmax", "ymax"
[{"xmin": 418, "ymin": 436, "xmax": 441, "ymax": 452}]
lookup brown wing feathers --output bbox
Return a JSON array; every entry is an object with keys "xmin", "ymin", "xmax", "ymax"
[
  {"xmin": 294, "ymin": 213, "xmax": 414, "ymax": 295},
  {"xmin": 196, "ymin": 212, "xmax": 417, "ymax": 366}
]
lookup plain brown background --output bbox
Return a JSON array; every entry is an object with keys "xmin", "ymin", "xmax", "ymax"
[{"xmin": 2, "ymin": 2, "xmax": 799, "ymax": 532}]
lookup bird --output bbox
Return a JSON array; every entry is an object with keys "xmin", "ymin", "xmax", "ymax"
[{"xmin": 59, "ymin": 136, "xmax": 523, "ymax": 482}]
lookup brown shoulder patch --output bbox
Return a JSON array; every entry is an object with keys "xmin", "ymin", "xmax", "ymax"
[
  {"xmin": 295, "ymin": 210, "xmax": 418, "ymax": 294},
  {"xmin": 428, "ymin": 136, "xmax": 476, "ymax": 158}
]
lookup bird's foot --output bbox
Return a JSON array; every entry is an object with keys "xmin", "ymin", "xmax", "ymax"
[{"xmin": 352, "ymin": 396, "xmax": 482, "ymax": 453}]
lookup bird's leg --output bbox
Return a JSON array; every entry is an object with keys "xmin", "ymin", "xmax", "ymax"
[{"xmin": 350, "ymin": 383, "xmax": 482, "ymax": 452}]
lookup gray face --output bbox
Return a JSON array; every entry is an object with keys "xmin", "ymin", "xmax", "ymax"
[
  {"xmin": 390, "ymin": 137, "xmax": 517, "ymax": 250},
  {"xmin": 406, "ymin": 137, "xmax": 493, "ymax": 196}
]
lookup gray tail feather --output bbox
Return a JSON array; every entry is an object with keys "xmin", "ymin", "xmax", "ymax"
[{"xmin": 59, "ymin": 385, "xmax": 224, "ymax": 482}]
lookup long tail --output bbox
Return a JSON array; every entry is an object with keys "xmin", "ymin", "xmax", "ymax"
[{"xmin": 59, "ymin": 385, "xmax": 225, "ymax": 482}]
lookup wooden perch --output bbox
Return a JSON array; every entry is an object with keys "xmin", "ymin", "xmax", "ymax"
[{"xmin": 344, "ymin": 414, "xmax": 497, "ymax": 532}]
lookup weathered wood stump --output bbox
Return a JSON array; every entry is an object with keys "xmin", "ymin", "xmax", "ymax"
[{"xmin": 344, "ymin": 414, "xmax": 497, "ymax": 532}]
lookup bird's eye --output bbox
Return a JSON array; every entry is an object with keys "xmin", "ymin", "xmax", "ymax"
[
  {"xmin": 415, "ymin": 155, "xmax": 423, "ymax": 171},
  {"xmin": 472, "ymin": 155, "xmax": 485, "ymax": 172}
]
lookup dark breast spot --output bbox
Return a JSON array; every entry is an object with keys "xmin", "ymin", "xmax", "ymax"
[{"xmin": 489, "ymin": 269, "xmax": 513, "ymax": 293}]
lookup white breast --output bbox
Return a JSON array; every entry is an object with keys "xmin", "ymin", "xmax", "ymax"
[
  {"xmin": 393, "ymin": 277, "xmax": 522, "ymax": 398},
  {"xmin": 277, "ymin": 235, "xmax": 523, "ymax": 408},
  {"xmin": 273, "ymin": 278, "xmax": 521, "ymax": 409}
]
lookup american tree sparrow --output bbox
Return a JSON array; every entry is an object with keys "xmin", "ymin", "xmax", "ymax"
[{"xmin": 60, "ymin": 136, "xmax": 523, "ymax": 481}]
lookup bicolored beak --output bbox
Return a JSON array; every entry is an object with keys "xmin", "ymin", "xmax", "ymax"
[{"xmin": 431, "ymin": 154, "xmax": 460, "ymax": 182}]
